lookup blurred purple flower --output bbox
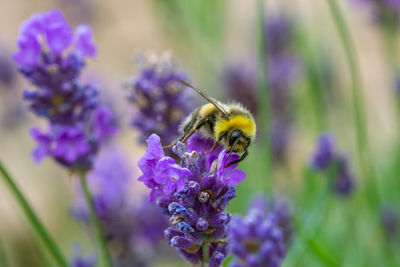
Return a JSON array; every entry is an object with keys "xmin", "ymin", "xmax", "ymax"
[
  {"xmin": 126, "ymin": 52, "xmax": 194, "ymax": 145},
  {"xmin": 351, "ymin": 0, "xmax": 400, "ymax": 27},
  {"xmin": 70, "ymin": 246, "xmax": 96, "ymax": 267},
  {"xmin": 138, "ymin": 133, "xmax": 246, "ymax": 266},
  {"xmin": 228, "ymin": 195, "xmax": 291, "ymax": 267},
  {"xmin": 0, "ymin": 52, "xmax": 16, "ymax": 86},
  {"xmin": 72, "ymin": 145, "xmax": 168, "ymax": 266},
  {"xmin": 310, "ymin": 134, "xmax": 335, "ymax": 170},
  {"xmin": 222, "ymin": 14, "xmax": 302, "ymax": 163},
  {"xmin": 310, "ymin": 134, "xmax": 355, "ymax": 197},
  {"xmin": 380, "ymin": 205, "xmax": 398, "ymax": 240},
  {"xmin": 14, "ymin": 9, "xmax": 115, "ymax": 170},
  {"xmin": 222, "ymin": 63, "xmax": 258, "ymax": 115}
]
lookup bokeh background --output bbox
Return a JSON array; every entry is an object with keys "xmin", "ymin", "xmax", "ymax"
[{"xmin": 1, "ymin": 0, "xmax": 400, "ymax": 266}]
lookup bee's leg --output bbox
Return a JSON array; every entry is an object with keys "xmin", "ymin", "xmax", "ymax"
[
  {"xmin": 225, "ymin": 149, "xmax": 248, "ymax": 167},
  {"xmin": 180, "ymin": 118, "xmax": 207, "ymax": 143},
  {"xmin": 162, "ymin": 134, "xmax": 184, "ymax": 149},
  {"xmin": 205, "ymin": 131, "xmax": 227, "ymax": 154},
  {"xmin": 163, "ymin": 119, "xmax": 198, "ymax": 149}
]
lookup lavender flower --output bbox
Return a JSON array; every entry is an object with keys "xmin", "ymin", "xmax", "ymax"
[
  {"xmin": 266, "ymin": 15, "xmax": 301, "ymax": 163},
  {"xmin": 0, "ymin": 45, "xmax": 26, "ymax": 129},
  {"xmin": 14, "ymin": 10, "xmax": 116, "ymax": 170},
  {"xmin": 70, "ymin": 246, "xmax": 96, "ymax": 267},
  {"xmin": 72, "ymin": 145, "xmax": 168, "ymax": 266},
  {"xmin": 222, "ymin": 14, "xmax": 302, "ymax": 163},
  {"xmin": 127, "ymin": 52, "xmax": 194, "ymax": 145},
  {"xmin": 138, "ymin": 133, "xmax": 247, "ymax": 266},
  {"xmin": 380, "ymin": 205, "xmax": 399, "ymax": 240},
  {"xmin": 310, "ymin": 134, "xmax": 355, "ymax": 196},
  {"xmin": 310, "ymin": 134, "xmax": 335, "ymax": 170},
  {"xmin": 222, "ymin": 63, "xmax": 258, "ymax": 115},
  {"xmin": 0, "ymin": 50, "xmax": 16, "ymax": 87},
  {"xmin": 228, "ymin": 195, "xmax": 291, "ymax": 267},
  {"xmin": 352, "ymin": 0, "xmax": 400, "ymax": 27}
]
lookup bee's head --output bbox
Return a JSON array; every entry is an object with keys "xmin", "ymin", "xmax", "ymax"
[{"xmin": 228, "ymin": 129, "xmax": 251, "ymax": 153}]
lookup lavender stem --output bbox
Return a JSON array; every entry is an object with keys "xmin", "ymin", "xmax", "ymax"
[
  {"xmin": 79, "ymin": 171, "xmax": 112, "ymax": 267},
  {"xmin": 0, "ymin": 161, "xmax": 68, "ymax": 267},
  {"xmin": 201, "ymin": 242, "xmax": 208, "ymax": 267},
  {"xmin": 325, "ymin": 0, "xmax": 380, "ymax": 208}
]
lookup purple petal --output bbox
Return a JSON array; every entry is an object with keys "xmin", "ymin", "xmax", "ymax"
[
  {"xmin": 43, "ymin": 10, "xmax": 72, "ymax": 54},
  {"xmin": 74, "ymin": 25, "xmax": 97, "ymax": 58},
  {"xmin": 29, "ymin": 127, "xmax": 52, "ymax": 163},
  {"xmin": 223, "ymin": 169, "xmax": 246, "ymax": 186},
  {"xmin": 20, "ymin": 13, "xmax": 44, "ymax": 37},
  {"xmin": 13, "ymin": 34, "xmax": 41, "ymax": 66},
  {"xmin": 145, "ymin": 134, "xmax": 164, "ymax": 160}
]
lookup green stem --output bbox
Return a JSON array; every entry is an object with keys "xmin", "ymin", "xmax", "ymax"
[
  {"xmin": 79, "ymin": 172, "xmax": 112, "ymax": 267},
  {"xmin": 326, "ymin": 0, "xmax": 380, "ymax": 208},
  {"xmin": 0, "ymin": 161, "xmax": 68, "ymax": 267},
  {"xmin": 256, "ymin": 0, "xmax": 272, "ymax": 192},
  {"xmin": 0, "ymin": 239, "xmax": 8, "ymax": 267},
  {"xmin": 201, "ymin": 243, "xmax": 208, "ymax": 267}
]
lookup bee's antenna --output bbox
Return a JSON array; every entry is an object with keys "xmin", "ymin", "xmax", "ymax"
[{"xmin": 180, "ymin": 80, "xmax": 228, "ymax": 116}]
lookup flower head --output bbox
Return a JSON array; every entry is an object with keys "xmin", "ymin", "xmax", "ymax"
[
  {"xmin": 309, "ymin": 134, "xmax": 355, "ymax": 197},
  {"xmin": 222, "ymin": 14, "xmax": 302, "ymax": 164},
  {"xmin": 14, "ymin": 10, "xmax": 115, "ymax": 171},
  {"xmin": 70, "ymin": 245, "xmax": 96, "ymax": 267},
  {"xmin": 222, "ymin": 63, "xmax": 258, "ymax": 116},
  {"xmin": 138, "ymin": 133, "xmax": 247, "ymax": 266},
  {"xmin": 351, "ymin": 0, "xmax": 400, "ymax": 28},
  {"xmin": 0, "ymin": 49, "xmax": 17, "ymax": 87},
  {"xmin": 310, "ymin": 134, "xmax": 335, "ymax": 170},
  {"xmin": 380, "ymin": 204, "xmax": 399, "ymax": 240},
  {"xmin": 127, "ymin": 52, "xmax": 195, "ymax": 145},
  {"xmin": 228, "ymin": 195, "xmax": 291, "ymax": 267}
]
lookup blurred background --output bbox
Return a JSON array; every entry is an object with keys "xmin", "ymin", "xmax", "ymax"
[{"xmin": 0, "ymin": 0, "xmax": 399, "ymax": 266}]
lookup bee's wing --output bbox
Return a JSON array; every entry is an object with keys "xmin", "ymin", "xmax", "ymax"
[{"xmin": 180, "ymin": 80, "xmax": 228, "ymax": 116}]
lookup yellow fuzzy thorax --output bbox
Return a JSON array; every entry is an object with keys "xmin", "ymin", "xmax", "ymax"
[{"xmin": 214, "ymin": 115, "xmax": 256, "ymax": 139}]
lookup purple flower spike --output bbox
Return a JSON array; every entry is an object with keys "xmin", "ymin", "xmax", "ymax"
[
  {"xmin": 14, "ymin": 9, "xmax": 113, "ymax": 171},
  {"xmin": 310, "ymin": 134, "xmax": 335, "ymax": 170},
  {"xmin": 126, "ymin": 52, "xmax": 196, "ymax": 144},
  {"xmin": 309, "ymin": 133, "xmax": 355, "ymax": 197},
  {"xmin": 222, "ymin": 14, "xmax": 302, "ymax": 164},
  {"xmin": 380, "ymin": 205, "xmax": 399, "ymax": 240},
  {"xmin": 350, "ymin": 0, "xmax": 400, "ymax": 27},
  {"xmin": 137, "ymin": 133, "xmax": 247, "ymax": 266},
  {"xmin": 228, "ymin": 195, "xmax": 292, "ymax": 267},
  {"xmin": 70, "ymin": 246, "xmax": 96, "ymax": 267}
]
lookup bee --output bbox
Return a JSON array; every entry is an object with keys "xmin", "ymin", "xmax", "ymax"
[{"xmin": 164, "ymin": 80, "xmax": 256, "ymax": 167}]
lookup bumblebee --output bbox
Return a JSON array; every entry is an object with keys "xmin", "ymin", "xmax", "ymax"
[{"xmin": 164, "ymin": 80, "xmax": 256, "ymax": 167}]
